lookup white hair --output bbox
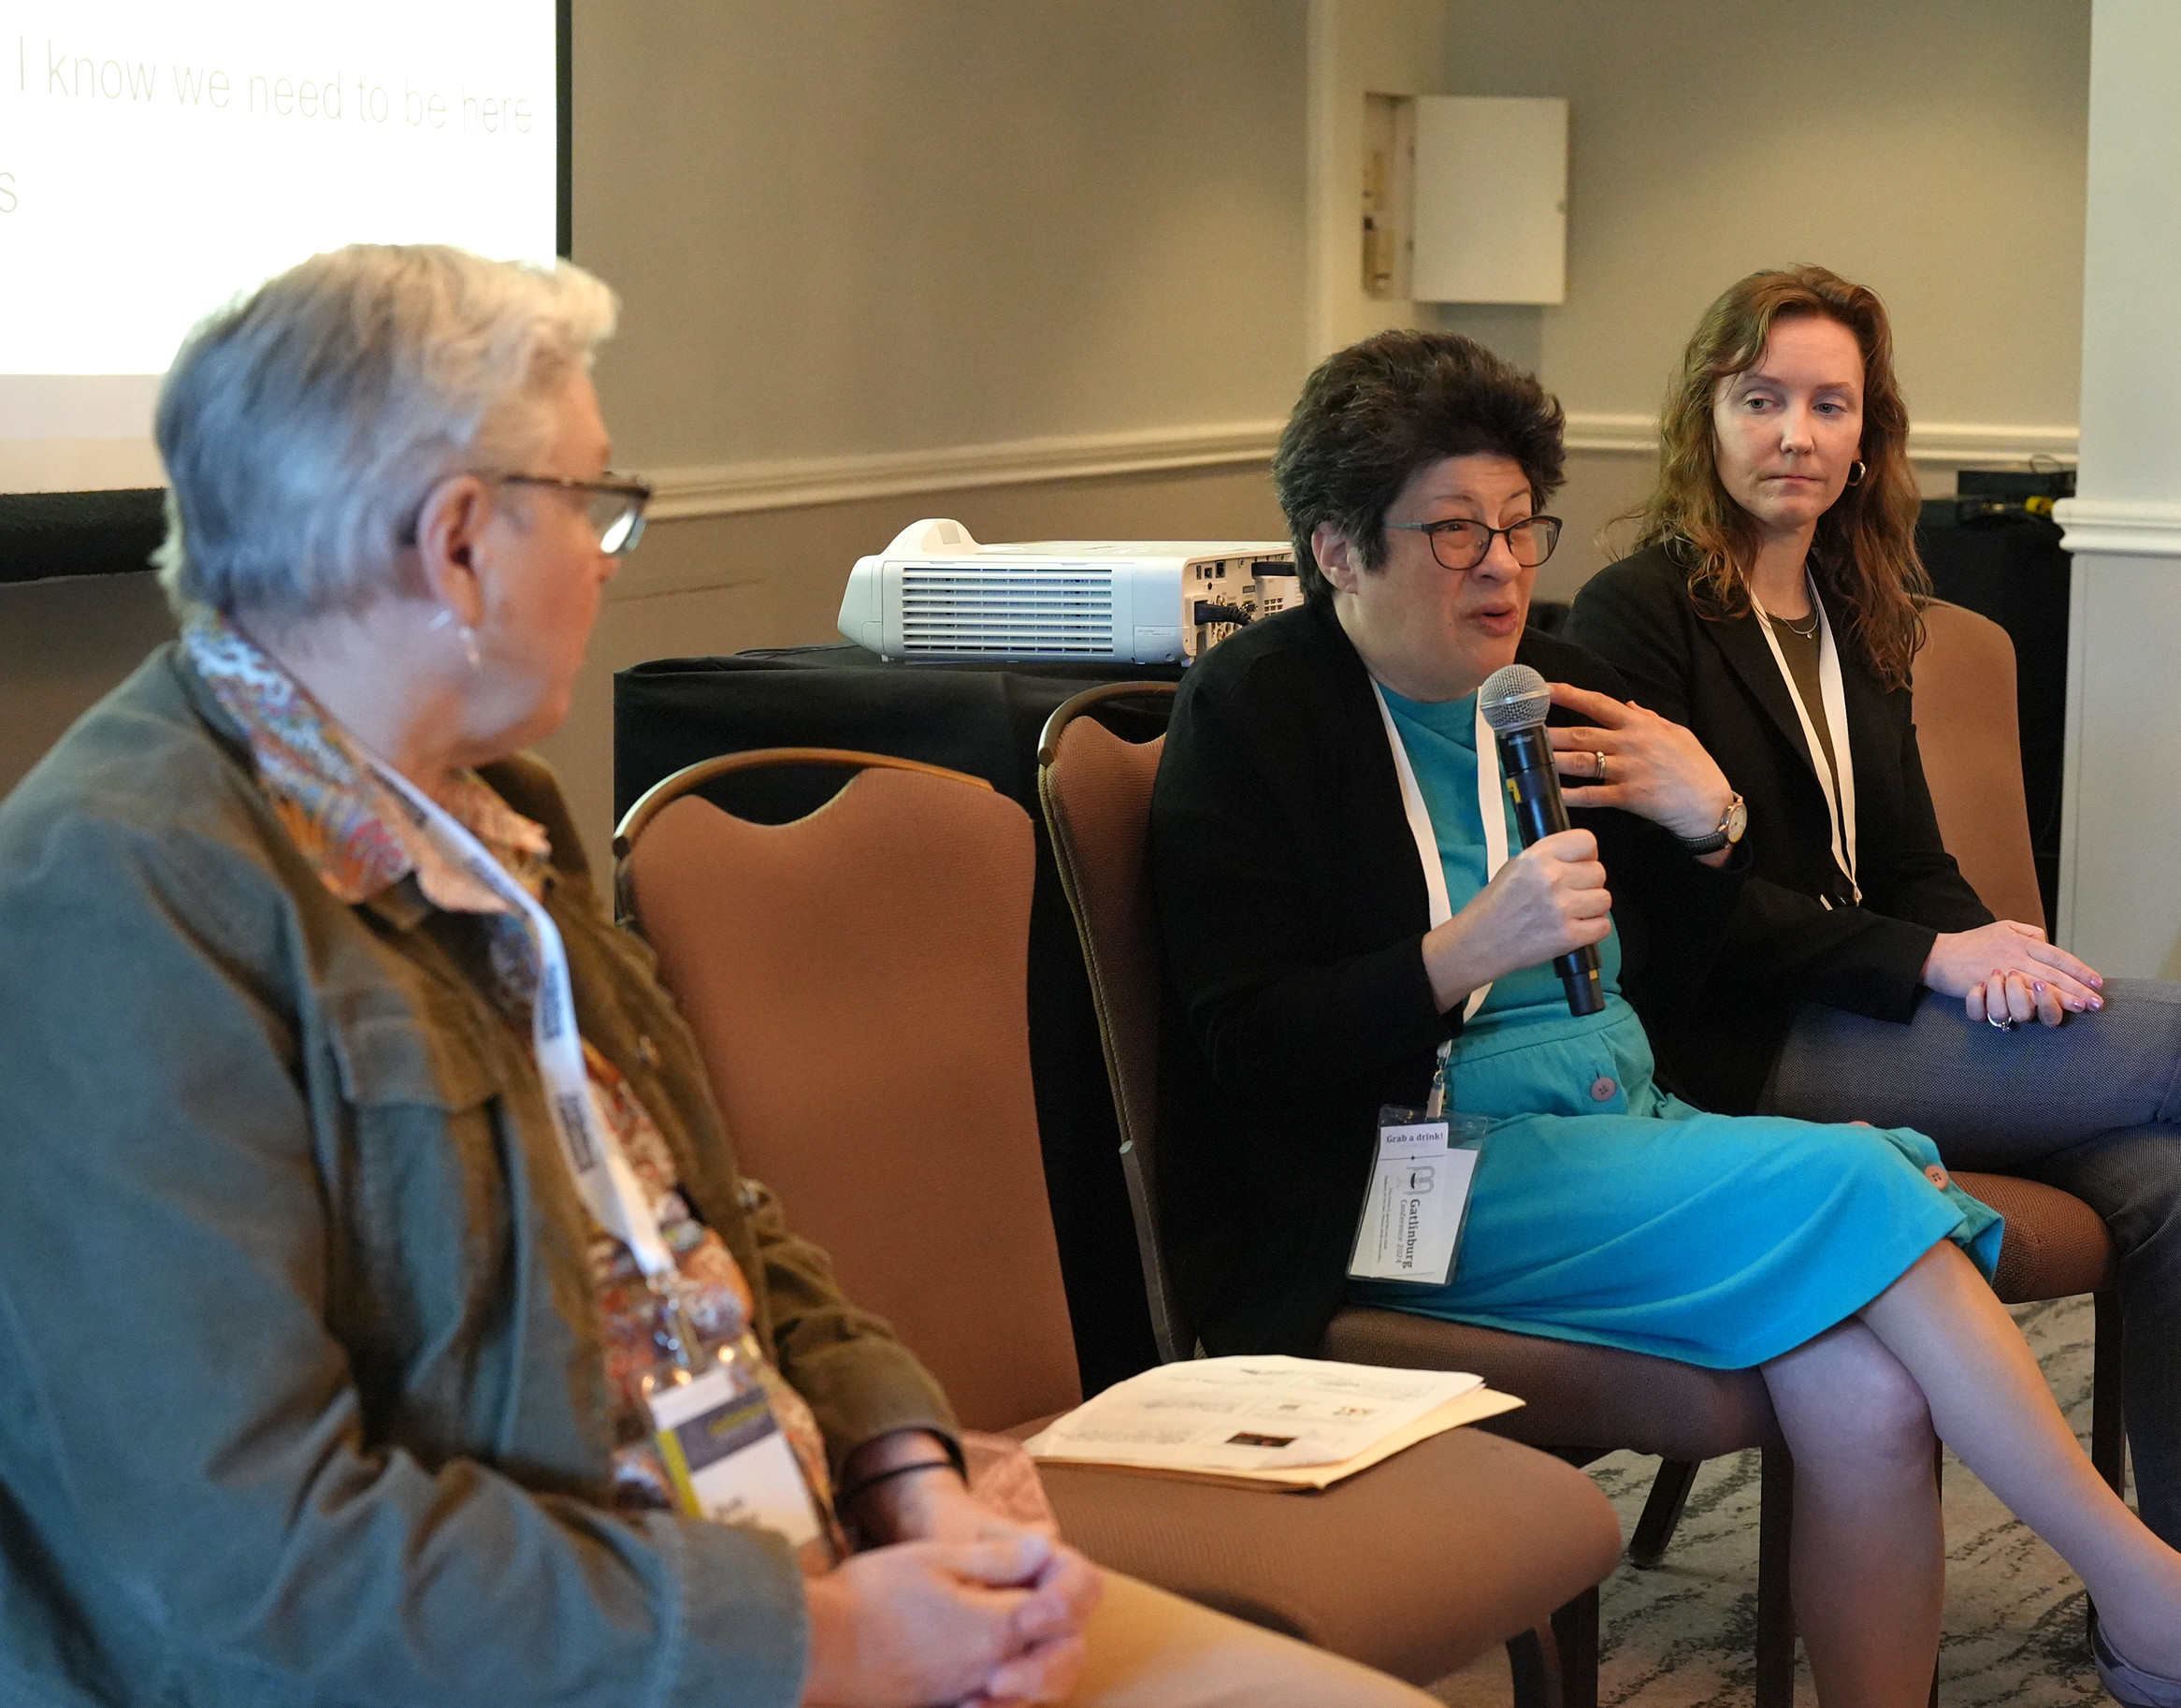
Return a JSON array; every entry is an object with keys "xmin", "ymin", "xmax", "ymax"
[{"xmin": 153, "ymin": 243, "xmax": 619, "ymax": 622}]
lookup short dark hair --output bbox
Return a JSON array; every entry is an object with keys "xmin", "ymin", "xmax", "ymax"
[{"xmin": 1272, "ymin": 329, "xmax": 1566, "ymax": 602}]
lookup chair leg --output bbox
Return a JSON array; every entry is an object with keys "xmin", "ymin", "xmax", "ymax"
[
  {"xmin": 1930, "ymin": 1443, "xmax": 1944, "ymax": 1708},
  {"xmin": 1756, "ymin": 1444, "xmax": 1797, "ymax": 1708},
  {"xmin": 1627, "ymin": 1458, "xmax": 1700, "ymax": 1568},
  {"xmin": 2088, "ymin": 1289, "xmax": 2128, "ymax": 1654},
  {"xmin": 2092, "ymin": 1289, "xmax": 2129, "ymax": 1499},
  {"xmin": 1506, "ymin": 1622, "xmax": 1564, "ymax": 1708},
  {"xmin": 1549, "ymin": 1588, "xmax": 1599, "ymax": 1708}
]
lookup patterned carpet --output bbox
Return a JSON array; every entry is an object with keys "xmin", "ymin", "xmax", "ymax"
[{"xmin": 1432, "ymin": 1295, "xmax": 2123, "ymax": 1705}]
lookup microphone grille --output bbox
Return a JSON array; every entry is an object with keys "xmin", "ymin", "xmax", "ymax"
[{"xmin": 1479, "ymin": 664, "xmax": 1552, "ymax": 732}]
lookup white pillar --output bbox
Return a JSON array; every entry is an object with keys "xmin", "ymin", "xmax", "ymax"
[{"xmin": 2053, "ymin": 0, "xmax": 2181, "ymax": 976}]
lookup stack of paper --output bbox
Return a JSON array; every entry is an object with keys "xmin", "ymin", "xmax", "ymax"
[{"xmin": 1025, "ymin": 1354, "xmax": 1523, "ymax": 1490}]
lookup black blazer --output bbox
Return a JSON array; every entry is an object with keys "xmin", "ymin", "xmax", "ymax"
[
  {"xmin": 1565, "ymin": 543, "xmax": 1992, "ymax": 1114},
  {"xmin": 1149, "ymin": 598, "xmax": 1748, "ymax": 1356}
]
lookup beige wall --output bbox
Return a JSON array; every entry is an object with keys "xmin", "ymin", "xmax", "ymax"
[
  {"xmin": 555, "ymin": 0, "xmax": 1311, "ymax": 848},
  {"xmin": 576, "ymin": 0, "xmax": 1308, "ymax": 468},
  {"xmin": 1437, "ymin": 0, "xmax": 2088, "ymax": 424},
  {"xmin": 1437, "ymin": 0, "xmax": 2091, "ymax": 600},
  {"xmin": 1532, "ymin": 450, "xmax": 1658, "ymax": 606},
  {"xmin": 0, "ymin": 459, "xmax": 1286, "ymax": 857}
]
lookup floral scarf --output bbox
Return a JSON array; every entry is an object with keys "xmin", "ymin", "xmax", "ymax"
[{"xmin": 182, "ymin": 613, "xmax": 844, "ymax": 1563}]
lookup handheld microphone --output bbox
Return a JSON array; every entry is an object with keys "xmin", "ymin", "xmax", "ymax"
[{"xmin": 1479, "ymin": 663, "xmax": 1605, "ymax": 1017}]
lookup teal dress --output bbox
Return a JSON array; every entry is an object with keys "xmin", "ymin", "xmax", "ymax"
[{"xmin": 1349, "ymin": 688, "xmax": 2003, "ymax": 1369}]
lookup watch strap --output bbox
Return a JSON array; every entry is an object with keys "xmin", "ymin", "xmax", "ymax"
[{"xmin": 1676, "ymin": 793, "xmax": 1745, "ymax": 856}]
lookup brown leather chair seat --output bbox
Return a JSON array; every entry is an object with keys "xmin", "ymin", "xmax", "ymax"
[
  {"xmin": 1320, "ymin": 1310, "xmax": 1782, "ymax": 1461},
  {"xmin": 1031, "ymin": 1426, "xmax": 1622, "ymax": 1687}
]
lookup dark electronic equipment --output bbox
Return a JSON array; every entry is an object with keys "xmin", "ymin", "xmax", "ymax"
[{"xmin": 1953, "ymin": 466, "xmax": 2076, "ymax": 528}]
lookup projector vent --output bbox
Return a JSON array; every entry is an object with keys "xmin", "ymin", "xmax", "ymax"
[{"xmin": 899, "ymin": 568, "xmax": 1116, "ymax": 655}]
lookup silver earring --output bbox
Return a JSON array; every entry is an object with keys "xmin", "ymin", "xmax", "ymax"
[
  {"xmin": 430, "ymin": 608, "xmax": 482, "ymax": 671},
  {"xmin": 1847, "ymin": 459, "xmax": 1868, "ymax": 487}
]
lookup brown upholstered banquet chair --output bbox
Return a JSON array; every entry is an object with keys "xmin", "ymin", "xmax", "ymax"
[
  {"xmin": 1035, "ymin": 686, "xmax": 1795, "ymax": 1708},
  {"xmin": 614, "ymin": 747, "xmax": 1623, "ymax": 1704},
  {"xmin": 1914, "ymin": 600, "xmax": 2048, "ymax": 933},
  {"xmin": 1911, "ymin": 599, "xmax": 2126, "ymax": 1496}
]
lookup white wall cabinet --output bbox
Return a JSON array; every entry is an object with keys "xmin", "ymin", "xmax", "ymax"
[{"xmin": 1410, "ymin": 95, "xmax": 1567, "ymax": 304}]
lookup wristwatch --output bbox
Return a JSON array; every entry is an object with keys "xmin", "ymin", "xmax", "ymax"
[{"xmin": 1677, "ymin": 793, "xmax": 1747, "ymax": 856}]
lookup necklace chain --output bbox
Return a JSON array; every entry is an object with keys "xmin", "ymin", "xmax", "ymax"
[{"xmin": 1755, "ymin": 566, "xmax": 1821, "ymax": 639}]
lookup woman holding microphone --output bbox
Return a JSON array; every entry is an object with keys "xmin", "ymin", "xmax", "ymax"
[{"xmin": 1154, "ymin": 326, "xmax": 2181, "ymax": 1705}]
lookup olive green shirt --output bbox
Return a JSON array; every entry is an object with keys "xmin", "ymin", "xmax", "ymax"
[
  {"xmin": 0, "ymin": 646, "xmax": 956, "ymax": 1708},
  {"xmin": 1771, "ymin": 619, "xmax": 1839, "ymax": 785}
]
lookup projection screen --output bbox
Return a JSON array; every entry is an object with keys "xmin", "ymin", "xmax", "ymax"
[{"xmin": 0, "ymin": 0, "xmax": 560, "ymax": 503}]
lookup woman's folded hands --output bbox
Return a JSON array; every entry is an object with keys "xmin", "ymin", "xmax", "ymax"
[
  {"xmin": 803, "ymin": 1436, "xmax": 1100, "ymax": 1708},
  {"xmin": 799, "ymin": 1527, "xmax": 1096, "ymax": 1708},
  {"xmin": 1924, "ymin": 919, "xmax": 2104, "ymax": 1029}
]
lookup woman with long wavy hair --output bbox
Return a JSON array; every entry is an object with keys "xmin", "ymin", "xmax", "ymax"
[{"xmin": 1566, "ymin": 266, "xmax": 2181, "ymax": 1603}]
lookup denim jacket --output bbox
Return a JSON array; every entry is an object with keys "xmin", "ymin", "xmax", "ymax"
[{"xmin": 0, "ymin": 645, "xmax": 955, "ymax": 1707}]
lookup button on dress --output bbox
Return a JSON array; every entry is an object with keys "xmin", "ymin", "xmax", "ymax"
[{"xmin": 1347, "ymin": 688, "xmax": 2001, "ymax": 1370}]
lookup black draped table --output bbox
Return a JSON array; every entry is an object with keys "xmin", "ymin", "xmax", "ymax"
[{"xmin": 615, "ymin": 644, "xmax": 1182, "ymax": 1395}]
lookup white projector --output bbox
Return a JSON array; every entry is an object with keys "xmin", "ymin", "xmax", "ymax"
[{"xmin": 836, "ymin": 518, "xmax": 1299, "ymax": 664}]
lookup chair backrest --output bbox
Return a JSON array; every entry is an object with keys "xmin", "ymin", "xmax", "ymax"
[
  {"xmin": 620, "ymin": 753, "xmax": 1082, "ymax": 1430},
  {"xmin": 1035, "ymin": 685, "xmax": 1189, "ymax": 1364},
  {"xmin": 1911, "ymin": 600, "xmax": 2046, "ymax": 933}
]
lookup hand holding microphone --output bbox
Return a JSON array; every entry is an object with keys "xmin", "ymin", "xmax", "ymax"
[
  {"xmin": 1480, "ymin": 664, "xmax": 1608, "ymax": 1015},
  {"xmin": 1418, "ymin": 664, "xmax": 1618, "ymax": 1018},
  {"xmin": 1422, "ymin": 827, "xmax": 1613, "ymax": 1015}
]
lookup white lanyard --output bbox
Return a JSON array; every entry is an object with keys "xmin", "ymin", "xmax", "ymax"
[
  {"xmin": 1370, "ymin": 682, "xmax": 1510, "ymax": 1029},
  {"xmin": 1751, "ymin": 577, "xmax": 1860, "ymax": 904},
  {"xmin": 368, "ymin": 759, "xmax": 680, "ymax": 1281}
]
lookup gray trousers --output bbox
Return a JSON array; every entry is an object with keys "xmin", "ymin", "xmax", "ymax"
[{"xmin": 1756, "ymin": 977, "xmax": 2181, "ymax": 1547}]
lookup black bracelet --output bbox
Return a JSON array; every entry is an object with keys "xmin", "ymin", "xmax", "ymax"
[{"xmin": 836, "ymin": 1459, "xmax": 959, "ymax": 1513}]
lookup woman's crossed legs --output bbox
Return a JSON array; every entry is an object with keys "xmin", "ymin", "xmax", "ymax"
[
  {"xmin": 1768, "ymin": 1240, "xmax": 2181, "ymax": 1705},
  {"xmin": 1762, "ymin": 1321, "xmax": 1943, "ymax": 1708}
]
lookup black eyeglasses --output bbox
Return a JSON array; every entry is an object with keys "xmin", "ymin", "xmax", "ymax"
[
  {"xmin": 498, "ymin": 472, "xmax": 653, "ymax": 556},
  {"xmin": 1387, "ymin": 514, "xmax": 1562, "ymax": 572}
]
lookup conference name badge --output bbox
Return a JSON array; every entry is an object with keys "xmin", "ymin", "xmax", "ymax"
[
  {"xmin": 1346, "ymin": 1106, "xmax": 1486, "ymax": 1286},
  {"xmin": 648, "ymin": 1367, "xmax": 823, "ymax": 1550}
]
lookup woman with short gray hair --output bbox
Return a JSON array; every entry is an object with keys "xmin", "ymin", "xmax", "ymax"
[
  {"xmin": 156, "ymin": 242, "xmax": 629, "ymax": 624},
  {"xmin": 0, "ymin": 243, "xmax": 1480, "ymax": 1708}
]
